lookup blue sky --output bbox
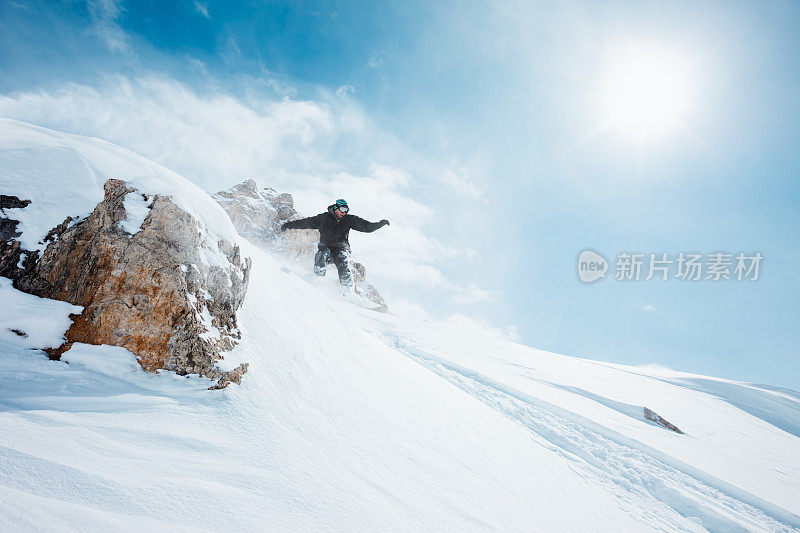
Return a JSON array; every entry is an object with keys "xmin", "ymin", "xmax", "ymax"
[{"xmin": 1, "ymin": 0, "xmax": 798, "ymax": 388}]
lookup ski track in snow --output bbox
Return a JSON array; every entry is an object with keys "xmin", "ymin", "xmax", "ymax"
[{"xmin": 384, "ymin": 334, "xmax": 799, "ymax": 533}]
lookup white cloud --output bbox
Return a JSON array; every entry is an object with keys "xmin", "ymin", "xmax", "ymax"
[
  {"xmin": 194, "ymin": 1, "xmax": 210, "ymax": 19},
  {"xmin": 6, "ymin": 1, "xmax": 31, "ymax": 11},
  {"xmin": 367, "ymin": 52, "xmax": 384, "ymax": 69},
  {"xmin": 441, "ymin": 167, "xmax": 483, "ymax": 200},
  {"xmin": 221, "ymin": 37, "xmax": 241, "ymax": 65},
  {"xmin": 0, "ymin": 74, "xmax": 501, "ymax": 317},
  {"xmin": 642, "ymin": 304, "xmax": 656, "ymax": 312},
  {"xmin": 184, "ymin": 57, "xmax": 212, "ymax": 79},
  {"xmin": 87, "ymin": 0, "xmax": 131, "ymax": 54},
  {"xmin": 336, "ymin": 85, "xmax": 355, "ymax": 97},
  {"xmin": 0, "ymin": 75, "xmax": 335, "ymax": 188},
  {"xmin": 366, "ymin": 43, "xmax": 398, "ymax": 90}
]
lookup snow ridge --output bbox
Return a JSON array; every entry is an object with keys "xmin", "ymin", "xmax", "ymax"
[{"xmin": 387, "ymin": 333, "xmax": 800, "ymax": 532}]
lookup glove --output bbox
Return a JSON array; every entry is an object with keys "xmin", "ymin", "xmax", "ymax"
[
  {"xmin": 380, "ymin": 219, "xmax": 390, "ymax": 227},
  {"xmin": 280, "ymin": 222, "xmax": 289, "ymax": 232}
]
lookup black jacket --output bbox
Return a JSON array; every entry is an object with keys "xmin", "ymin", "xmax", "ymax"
[{"xmin": 283, "ymin": 205, "xmax": 385, "ymax": 245}]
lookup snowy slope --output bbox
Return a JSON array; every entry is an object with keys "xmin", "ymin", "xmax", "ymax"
[
  {"xmin": 0, "ymin": 117, "xmax": 235, "ymax": 255},
  {"xmin": 358, "ymin": 311, "xmax": 800, "ymax": 531},
  {"xmin": 1, "ymin": 120, "xmax": 799, "ymax": 531}
]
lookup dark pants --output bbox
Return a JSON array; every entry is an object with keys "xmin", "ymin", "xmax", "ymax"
[{"xmin": 314, "ymin": 242, "xmax": 353, "ymax": 286}]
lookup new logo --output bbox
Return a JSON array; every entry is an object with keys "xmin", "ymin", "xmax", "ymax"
[{"xmin": 578, "ymin": 250, "xmax": 608, "ymax": 283}]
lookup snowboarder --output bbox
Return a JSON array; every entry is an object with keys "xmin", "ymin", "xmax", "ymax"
[{"xmin": 280, "ymin": 199, "xmax": 389, "ymax": 286}]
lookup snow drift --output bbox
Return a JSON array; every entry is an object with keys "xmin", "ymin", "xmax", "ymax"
[{"xmin": 1, "ymin": 119, "xmax": 798, "ymax": 531}]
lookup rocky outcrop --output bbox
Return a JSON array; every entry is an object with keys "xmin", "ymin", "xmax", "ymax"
[
  {"xmin": 213, "ymin": 179, "xmax": 318, "ymax": 262},
  {"xmin": 214, "ymin": 179, "xmax": 388, "ymax": 313},
  {"xmin": 644, "ymin": 407, "xmax": 684, "ymax": 434},
  {"xmin": 1, "ymin": 179, "xmax": 251, "ymax": 389},
  {"xmin": 350, "ymin": 262, "xmax": 388, "ymax": 313},
  {"xmin": 0, "ymin": 195, "xmax": 34, "ymax": 280},
  {"xmin": 208, "ymin": 362, "xmax": 249, "ymax": 390}
]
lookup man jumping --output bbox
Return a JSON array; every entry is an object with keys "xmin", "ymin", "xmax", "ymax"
[{"xmin": 280, "ymin": 199, "xmax": 389, "ymax": 286}]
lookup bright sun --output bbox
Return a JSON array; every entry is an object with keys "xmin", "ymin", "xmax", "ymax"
[{"xmin": 599, "ymin": 46, "xmax": 693, "ymax": 141}]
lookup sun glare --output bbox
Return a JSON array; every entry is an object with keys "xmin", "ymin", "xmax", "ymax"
[{"xmin": 599, "ymin": 46, "xmax": 693, "ymax": 141}]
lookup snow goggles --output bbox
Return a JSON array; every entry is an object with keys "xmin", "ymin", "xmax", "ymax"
[{"xmin": 337, "ymin": 205, "xmax": 349, "ymax": 213}]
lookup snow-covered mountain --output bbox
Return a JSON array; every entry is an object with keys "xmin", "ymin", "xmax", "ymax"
[{"xmin": 1, "ymin": 119, "xmax": 798, "ymax": 531}]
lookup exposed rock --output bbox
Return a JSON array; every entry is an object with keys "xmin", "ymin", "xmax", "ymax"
[
  {"xmin": 208, "ymin": 362, "xmax": 249, "ymax": 390},
  {"xmin": 213, "ymin": 179, "xmax": 317, "ymax": 262},
  {"xmin": 0, "ymin": 195, "xmax": 34, "ymax": 279},
  {"xmin": 214, "ymin": 179, "xmax": 388, "ymax": 313},
  {"xmin": 0, "ymin": 195, "xmax": 29, "ymax": 243},
  {"xmin": 351, "ymin": 262, "xmax": 388, "ymax": 313},
  {"xmin": 0, "ymin": 195, "xmax": 31, "ymax": 210},
  {"xmin": 360, "ymin": 284, "xmax": 388, "ymax": 313},
  {"xmin": 2, "ymin": 179, "xmax": 251, "ymax": 389},
  {"xmin": 644, "ymin": 407, "xmax": 684, "ymax": 434}
]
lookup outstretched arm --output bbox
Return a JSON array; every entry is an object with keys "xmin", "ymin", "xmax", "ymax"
[
  {"xmin": 281, "ymin": 214, "xmax": 323, "ymax": 231},
  {"xmin": 348, "ymin": 216, "xmax": 389, "ymax": 233}
]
